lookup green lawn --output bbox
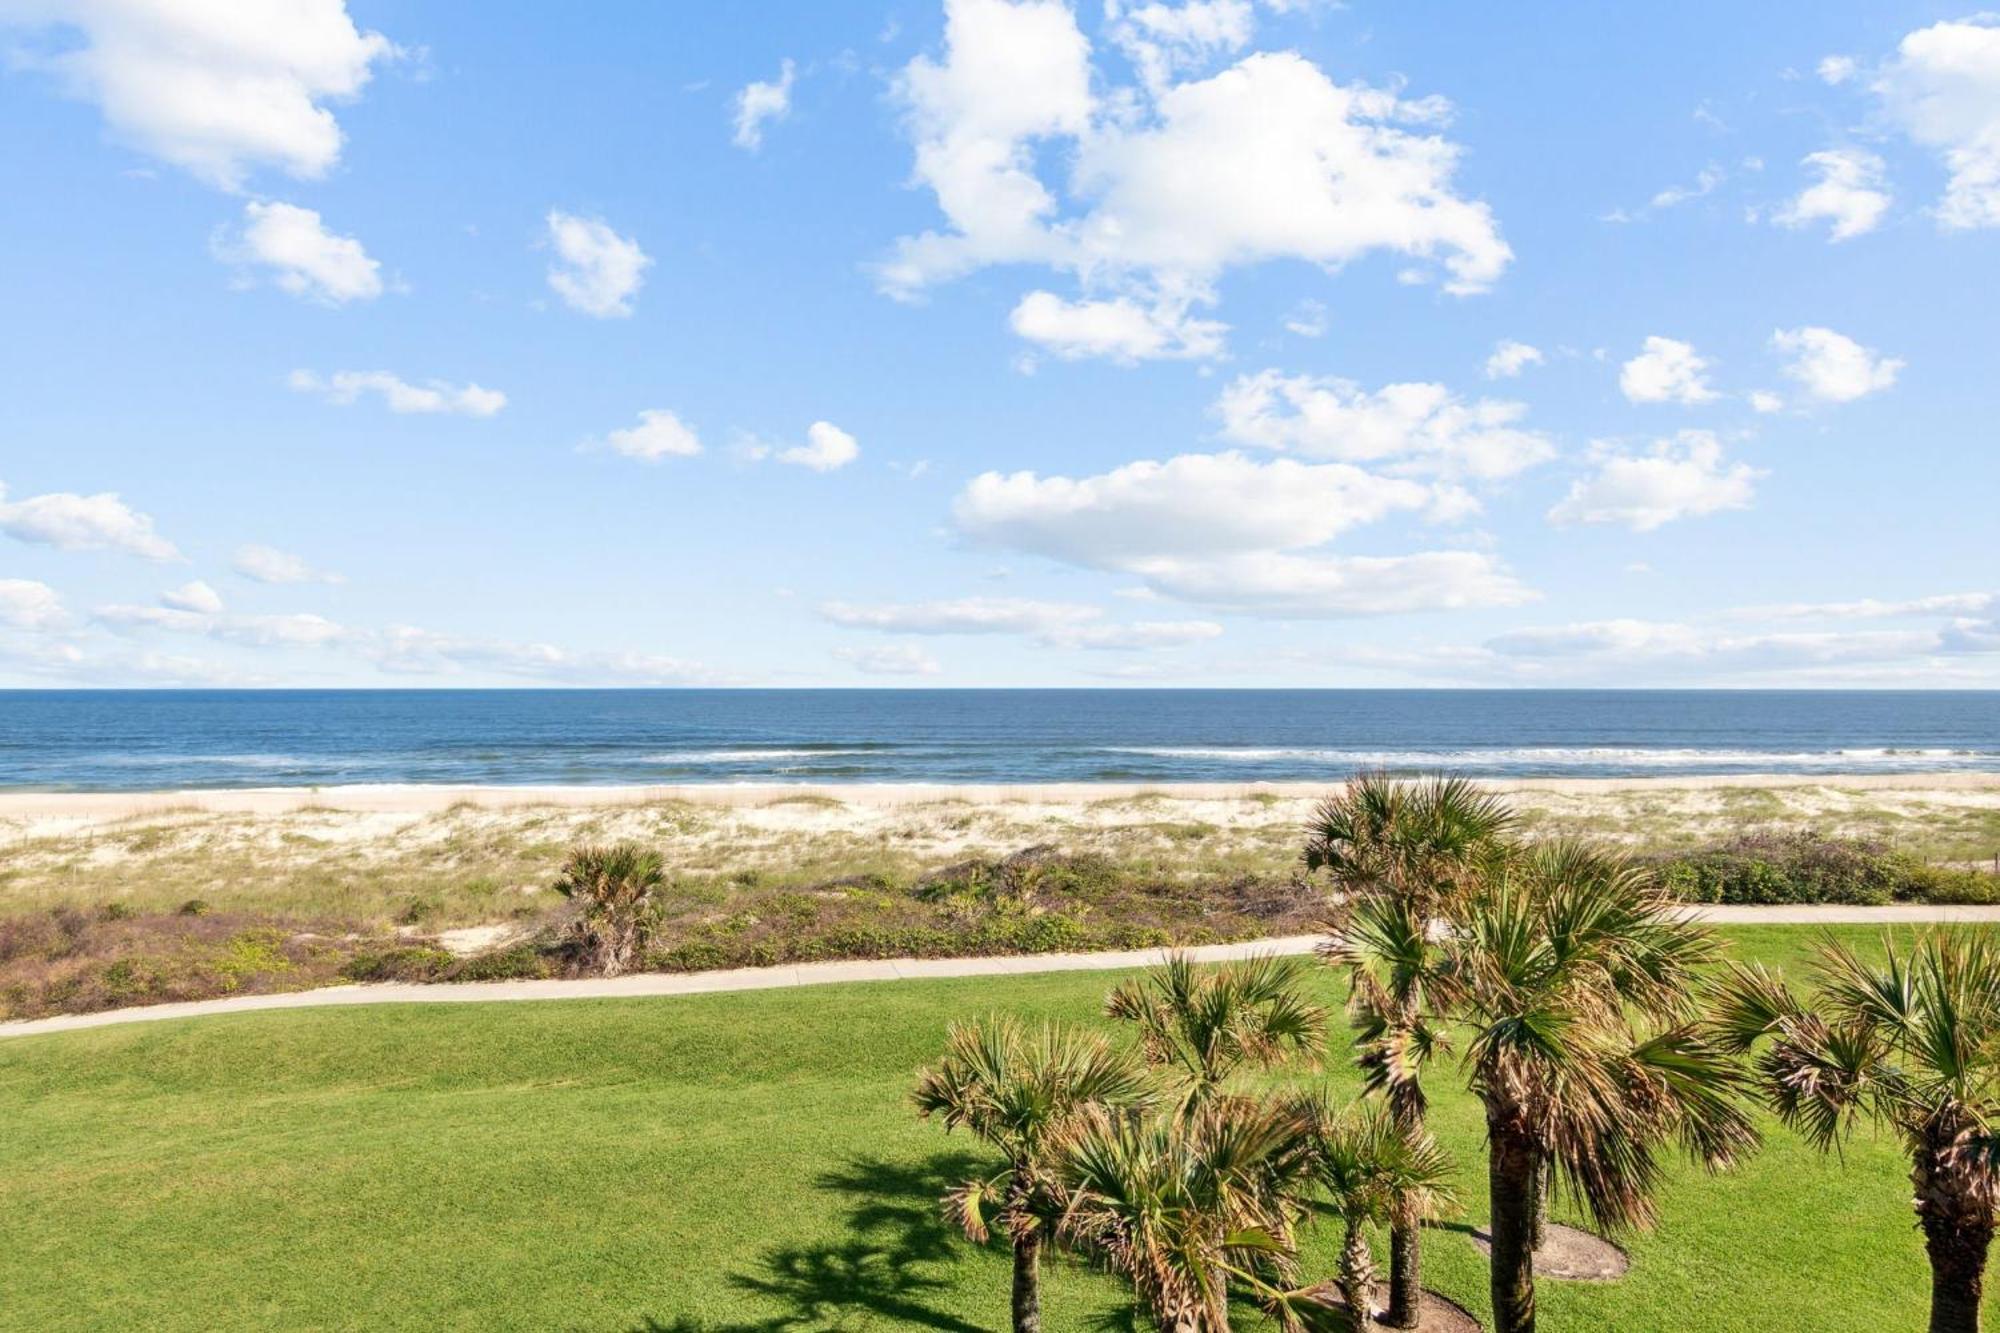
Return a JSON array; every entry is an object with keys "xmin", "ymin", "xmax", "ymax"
[{"xmin": 0, "ymin": 925, "xmax": 1990, "ymax": 1332}]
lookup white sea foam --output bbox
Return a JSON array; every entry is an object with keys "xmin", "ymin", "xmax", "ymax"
[
  {"xmin": 1099, "ymin": 746, "xmax": 1986, "ymax": 770},
  {"xmin": 640, "ymin": 749, "xmax": 873, "ymax": 764}
]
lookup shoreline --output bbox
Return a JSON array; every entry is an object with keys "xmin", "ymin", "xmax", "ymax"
[{"xmin": 5, "ymin": 770, "xmax": 2000, "ymax": 819}]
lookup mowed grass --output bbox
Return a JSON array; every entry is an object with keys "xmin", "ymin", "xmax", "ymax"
[{"xmin": 0, "ymin": 926, "xmax": 1991, "ymax": 1332}]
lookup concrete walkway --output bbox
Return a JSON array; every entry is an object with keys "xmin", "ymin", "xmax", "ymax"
[{"xmin": 4, "ymin": 903, "xmax": 1997, "ymax": 1042}]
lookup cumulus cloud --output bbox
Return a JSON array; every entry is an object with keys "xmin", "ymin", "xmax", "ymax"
[
  {"xmin": 288, "ymin": 369, "xmax": 505, "ymax": 417},
  {"xmin": 0, "ymin": 579, "xmax": 66, "ymax": 630},
  {"xmin": 1483, "ymin": 618, "xmax": 1942, "ymax": 674},
  {"xmin": 1618, "ymin": 336, "xmax": 1717, "ymax": 405},
  {"xmin": 593, "ymin": 409, "xmax": 703, "ymax": 462},
  {"xmin": 1009, "ymin": 290, "xmax": 1227, "ymax": 362},
  {"xmin": 833, "ymin": 643, "xmax": 943, "ymax": 676},
  {"xmin": 1482, "ymin": 340, "xmax": 1543, "ymax": 380},
  {"xmin": 1771, "ymin": 326, "xmax": 1901, "ymax": 403},
  {"xmin": 369, "ymin": 627, "xmax": 714, "ymax": 684},
  {"xmin": 880, "ymin": 0, "xmax": 1509, "ymax": 359},
  {"xmin": 1774, "ymin": 148, "xmax": 1892, "ymax": 241},
  {"xmin": 215, "ymin": 201, "xmax": 383, "ymax": 303},
  {"xmin": 0, "ymin": 0, "xmax": 397, "ymax": 190},
  {"xmin": 952, "ymin": 450, "xmax": 1530, "ymax": 616},
  {"xmin": 95, "ymin": 602, "xmax": 352, "ymax": 649},
  {"xmin": 1548, "ymin": 431, "xmax": 1761, "ymax": 531},
  {"xmin": 0, "ymin": 482, "xmax": 181, "ymax": 560},
  {"xmin": 160, "ymin": 580, "xmax": 224, "ymax": 614},
  {"xmin": 777, "ymin": 421, "xmax": 860, "ymax": 472},
  {"xmin": 545, "ymin": 210, "xmax": 651, "ymax": 317},
  {"xmin": 1817, "ymin": 55, "xmax": 1858, "ymax": 86},
  {"xmin": 232, "ymin": 544, "xmax": 341, "ymax": 585},
  {"xmin": 1215, "ymin": 371, "xmax": 1555, "ymax": 480},
  {"xmin": 821, "ymin": 595, "xmax": 1221, "ymax": 649},
  {"xmin": 1732, "ymin": 591, "xmax": 1995, "ymax": 620},
  {"xmin": 1283, "ymin": 299, "xmax": 1328, "ymax": 338},
  {"xmin": 732, "ymin": 58, "xmax": 796, "ymax": 150},
  {"xmin": 1873, "ymin": 17, "xmax": 2000, "ymax": 229}
]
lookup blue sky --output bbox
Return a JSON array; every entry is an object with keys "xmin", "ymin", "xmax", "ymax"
[{"xmin": 2, "ymin": 0, "xmax": 1997, "ymax": 688}]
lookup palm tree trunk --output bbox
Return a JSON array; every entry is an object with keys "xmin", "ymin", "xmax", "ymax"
[
  {"xmin": 1921, "ymin": 1214, "xmax": 1991, "ymax": 1333},
  {"xmin": 1012, "ymin": 1231, "xmax": 1043, "ymax": 1333},
  {"xmin": 1381, "ymin": 1197, "xmax": 1421, "ymax": 1329},
  {"xmin": 1487, "ymin": 1124, "xmax": 1539, "ymax": 1333},
  {"xmin": 1530, "ymin": 1155, "xmax": 1552, "ymax": 1252},
  {"xmin": 1340, "ymin": 1220, "xmax": 1376, "ymax": 1326},
  {"xmin": 1383, "ymin": 1082, "xmax": 1425, "ymax": 1328}
]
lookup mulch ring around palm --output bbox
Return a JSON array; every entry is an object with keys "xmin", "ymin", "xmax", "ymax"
[
  {"xmin": 1313, "ymin": 1283, "xmax": 1484, "ymax": 1332},
  {"xmin": 1469, "ymin": 1222, "xmax": 1631, "ymax": 1281}
]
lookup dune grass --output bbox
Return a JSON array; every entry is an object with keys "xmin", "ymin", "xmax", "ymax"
[{"xmin": 0, "ymin": 924, "xmax": 1991, "ymax": 1332}]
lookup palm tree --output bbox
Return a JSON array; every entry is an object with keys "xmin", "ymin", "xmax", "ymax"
[
  {"xmin": 1293, "ymin": 1094, "xmax": 1459, "ymax": 1325},
  {"xmin": 1711, "ymin": 931, "xmax": 2000, "ymax": 1333},
  {"xmin": 912, "ymin": 1017, "xmax": 1153, "ymax": 1333},
  {"xmin": 1105, "ymin": 953, "xmax": 1330, "ymax": 1113},
  {"xmin": 552, "ymin": 842, "xmax": 665, "ymax": 976},
  {"xmin": 1439, "ymin": 841, "xmax": 1758, "ymax": 1333},
  {"xmin": 1309, "ymin": 772, "xmax": 1513, "ymax": 1328},
  {"xmin": 1055, "ymin": 1094, "xmax": 1325, "ymax": 1332}
]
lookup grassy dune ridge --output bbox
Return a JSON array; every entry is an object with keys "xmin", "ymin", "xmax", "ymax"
[
  {"xmin": 2, "ymin": 781, "xmax": 1998, "ymax": 1019},
  {"xmin": 0, "ymin": 924, "xmax": 1988, "ymax": 1331}
]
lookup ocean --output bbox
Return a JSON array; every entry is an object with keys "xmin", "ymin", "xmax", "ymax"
[{"xmin": 0, "ymin": 689, "xmax": 1996, "ymax": 791}]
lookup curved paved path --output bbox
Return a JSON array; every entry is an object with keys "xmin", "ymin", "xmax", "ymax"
[{"xmin": 4, "ymin": 904, "xmax": 1997, "ymax": 1042}]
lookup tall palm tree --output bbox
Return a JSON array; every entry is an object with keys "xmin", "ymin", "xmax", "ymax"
[
  {"xmin": 1439, "ymin": 841, "xmax": 1758, "ymax": 1333},
  {"xmin": 552, "ymin": 842, "xmax": 665, "ymax": 976},
  {"xmin": 1308, "ymin": 772, "xmax": 1513, "ymax": 1329},
  {"xmin": 912, "ymin": 1017, "xmax": 1153, "ymax": 1333},
  {"xmin": 1711, "ymin": 931, "xmax": 2000, "ymax": 1333},
  {"xmin": 1104, "ymin": 954, "xmax": 1330, "ymax": 1113},
  {"xmin": 1293, "ymin": 1094, "xmax": 1459, "ymax": 1325},
  {"xmin": 1055, "ymin": 1094, "xmax": 1325, "ymax": 1332}
]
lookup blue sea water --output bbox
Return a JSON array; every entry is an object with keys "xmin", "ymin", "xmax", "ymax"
[{"xmin": 0, "ymin": 689, "xmax": 1996, "ymax": 791}]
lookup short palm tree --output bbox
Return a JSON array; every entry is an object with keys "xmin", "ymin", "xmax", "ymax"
[
  {"xmin": 1056, "ymin": 1094, "xmax": 1324, "ymax": 1332},
  {"xmin": 912, "ymin": 1017, "xmax": 1153, "ymax": 1333},
  {"xmin": 1293, "ymin": 1094, "xmax": 1458, "ymax": 1325},
  {"xmin": 1310, "ymin": 772, "xmax": 1513, "ymax": 1328},
  {"xmin": 1105, "ymin": 954, "xmax": 1330, "ymax": 1113},
  {"xmin": 1711, "ymin": 931, "xmax": 2000, "ymax": 1333},
  {"xmin": 552, "ymin": 842, "xmax": 665, "ymax": 976},
  {"xmin": 1440, "ymin": 841, "xmax": 1758, "ymax": 1333}
]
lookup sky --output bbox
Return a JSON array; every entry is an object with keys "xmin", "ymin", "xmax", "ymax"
[{"xmin": 1, "ymin": 0, "xmax": 1997, "ymax": 689}]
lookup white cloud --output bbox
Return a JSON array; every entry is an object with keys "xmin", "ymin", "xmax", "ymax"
[
  {"xmin": 0, "ymin": 482, "xmax": 181, "ymax": 560},
  {"xmin": 545, "ymin": 210, "xmax": 651, "ymax": 317},
  {"xmin": 1214, "ymin": 371, "xmax": 1555, "ymax": 480},
  {"xmin": 732, "ymin": 58, "xmax": 796, "ymax": 150},
  {"xmin": 1771, "ymin": 326, "xmax": 1902, "ymax": 403},
  {"xmin": 160, "ymin": 580, "xmax": 224, "ymax": 614},
  {"xmin": 821, "ymin": 595, "xmax": 1221, "ymax": 648},
  {"xmin": 1009, "ymin": 289, "xmax": 1227, "ymax": 362},
  {"xmin": 881, "ymin": 3, "xmax": 1509, "ymax": 357},
  {"xmin": 1283, "ymin": 298, "xmax": 1328, "ymax": 338},
  {"xmin": 1106, "ymin": 0, "xmax": 1255, "ymax": 90},
  {"xmin": 288, "ymin": 369, "xmax": 506, "ymax": 417},
  {"xmin": 1874, "ymin": 17, "xmax": 2000, "ymax": 229},
  {"xmin": 1733, "ymin": 591, "xmax": 1995, "ymax": 620},
  {"xmin": 1482, "ymin": 339, "xmax": 1543, "ymax": 380},
  {"xmin": 1817, "ymin": 55, "xmax": 1858, "ymax": 86},
  {"xmin": 1774, "ymin": 148, "xmax": 1892, "ymax": 241},
  {"xmin": 1548, "ymin": 431, "xmax": 1761, "ymax": 531},
  {"xmin": 232, "ymin": 544, "xmax": 341, "ymax": 585},
  {"xmin": 953, "ymin": 450, "xmax": 1530, "ymax": 616},
  {"xmin": 215, "ymin": 201, "xmax": 382, "ymax": 303},
  {"xmin": 0, "ymin": 0, "xmax": 397, "ymax": 190},
  {"xmin": 1748, "ymin": 390, "xmax": 1786, "ymax": 414},
  {"xmin": 0, "ymin": 579, "xmax": 65, "ymax": 630},
  {"xmin": 777, "ymin": 421, "xmax": 860, "ymax": 472},
  {"xmin": 96, "ymin": 602, "xmax": 353, "ymax": 648},
  {"xmin": 833, "ymin": 643, "xmax": 943, "ymax": 676},
  {"xmin": 369, "ymin": 627, "xmax": 714, "ymax": 684},
  {"xmin": 1649, "ymin": 165, "xmax": 1723, "ymax": 210},
  {"xmin": 1618, "ymin": 336, "xmax": 1717, "ymax": 405},
  {"xmin": 594, "ymin": 409, "xmax": 703, "ymax": 462},
  {"xmin": 1483, "ymin": 618, "xmax": 1942, "ymax": 673}
]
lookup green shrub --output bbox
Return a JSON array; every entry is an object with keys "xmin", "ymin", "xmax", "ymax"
[
  {"xmin": 177, "ymin": 898, "xmax": 211, "ymax": 917},
  {"xmin": 1652, "ymin": 832, "xmax": 1997, "ymax": 906},
  {"xmin": 340, "ymin": 946, "xmax": 453, "ymax": 983}
]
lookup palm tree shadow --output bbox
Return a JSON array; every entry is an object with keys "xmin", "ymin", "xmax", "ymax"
[{"xmin": 631, "ymin": 1152, "xmax": 990, "ymax": 1333}]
